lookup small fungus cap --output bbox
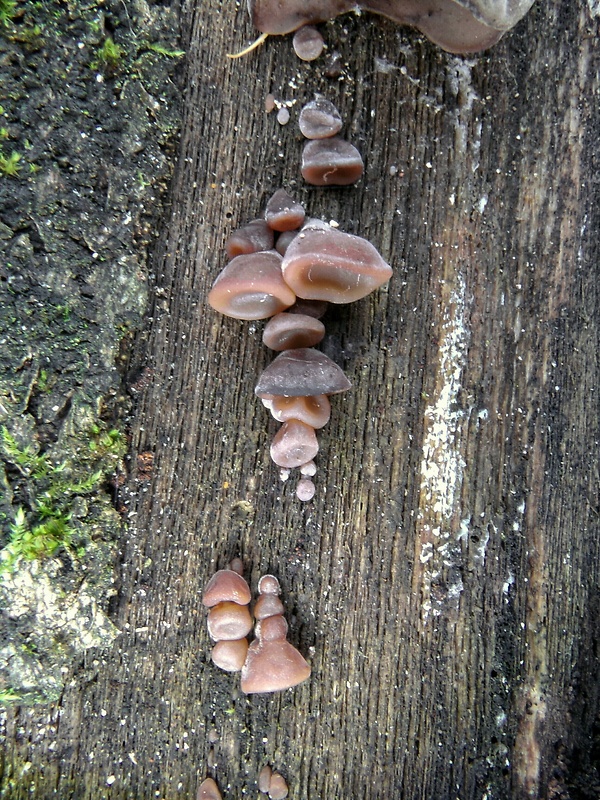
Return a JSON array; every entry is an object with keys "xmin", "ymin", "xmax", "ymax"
[
  {"xmin": 211, "ymin": 638, "xmax": 249, "ymax": 672},
  {"xmin": 197, "ymin": 778, "xmax": 222, "ymax": 800},
  {"xmin": 282, "ymin": 225, "xmax": 392, "ymax": 303},
  {"xmin": 208, "ymin": 251, "xmax": 296, "ymax": 320},
  {"xmin": 270, "ymin": 420, "xmax": 319, "ymax": 469},
  {"xmin": 258, "ymin": 574, "xmax": 281, "ymax": 595},
  {"xmin": 240, "ymin": 639, "xmax": 311, "ymax": 693},
  {"xmin": 225, "ymin": 219, "xmax": 274, "ymax": 259},
  {"xmin": 255, "ymin": 348, "xmax": 351, "ymax": 397},
  {"xmin": 254, "ymin": 593, "xmax": 286, "ymax": 619},
  {"xmin": 207, "ymin": 601, "xmax": 253, "ymax": 641},
  {"xmin": 202, "ymin": 569, "xmax": 252, "ymax": 607},
  {"xmin": 299, "ymin": 98, "xmax": 343, "ymax": 139},
  {"xmin": 268, "ymin": 773, "xmax": 289, "ymax": 800},
  {"xmin": 262, "ymin": 312, "xmax": 326, "ymax": 351},
  {"xmin": 265, "ymin": 189, "xmax": 306, "ymax": 232},
  {"xmin": 301, "ymin": 137, "xmax": 364, "ymax": 186},
  {"xmin": 292, "ymin": 25, "xmax": 325, "ymax": 60}
]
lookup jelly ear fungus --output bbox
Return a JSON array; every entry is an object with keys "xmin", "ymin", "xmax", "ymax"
[{"xmin": 208, "ymin": 189, "xmax": 391, "ymax": 500}]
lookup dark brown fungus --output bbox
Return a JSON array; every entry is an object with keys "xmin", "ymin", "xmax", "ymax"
[
  {"xmin": 211, "ymin": 638, "xmax": 249, "ymax": 672},
  {"xmin": 298, "ymin": 98, "xmax": 343, "ymax": 139},
  {"xmin": 255, "ymin": 348, "xmax": 351, "ymax": 397},
  {"xmin": 207, "ymin": 601, "xmax": 253, "ymax": 640},
  {"xmin": 267, "ymin": 394, "xmax": 331, "ymax": 428},
  {"xmin": 247, "ymin": 0, "xmax": 536, "ymax": 54},
  {"xmin": 225, "ymin": 219, "xmax": 274, "ymax": 259},
  {"xmin": 270, "ymin": 419, "xmax": 319, "ymax": 468},
  {"xmin": 202, "ymin": 569, "xmax": 252, "ymax": 607},
  {"xmin": 282, "ymin": 225, "xmax": 392, "ymax": 303},
  {"xmin": 208, "ymin": 251, "xmax": 296, "ymax": 320},
  {"xmin": 197, "ymin": 778, "xmax": 222, "ymax": 800},
  {"xmin": 292, "ymin": 25, "xmax": 325, "ymax": 60},
  {"xmin": 265, "ymin": 189, "xmax": 305, "ymax": 232},
  {"xmin": 262, "ymin": 312, "xmax": 325, "ymax": 351},
  {"xmin": 287, "ymin": 298, "xmax": 329, "ymax": 318},
  {"xmin": 301, "ymin": 137, "xmax": 364, "ymax": 186}
]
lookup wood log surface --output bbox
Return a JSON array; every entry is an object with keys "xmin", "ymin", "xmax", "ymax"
[{"xmin": 2, "ymin": 0, "xmax": 599, "ymax": 798}]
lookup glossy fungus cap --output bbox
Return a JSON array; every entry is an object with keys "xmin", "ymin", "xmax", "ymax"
[
  {"xmin": 299, "ymin": 98, "xmax": 343, "ymax": 139},
  {"xmin": 255, "ymin": 348, "xmax": 352, "ymax": 397},
  {"xmin": 301, "ymin": 137, "xmax": 364, "ymax": 186},
  {"xmin": 248, "ymin": 0, "xmax": 536, "ymax": 54},
  {"xmin": 265, "ymin": 189, "xmax": 306, "ymax": 232},
  {"xmin": 281, "ymin": 225, "xmax": 392, "ymax": 303},
  {"xmin": 197, "ymin": 778, "xmax": 222, "ymax": 800},
  {"xmin": 202, "ymin": 569, "xmax": 252, "ymax": 607},
  {"xmin": 208, "ymin": 251, "xmax": 296, "ymax": 320},
  {"xmin": 240, "ymin": 638, "xmax": 311, "ymax": 693},
  {"xmin": 270, "ymin": 419, "xmax": 319, "ymax": 468},
  {"xmin": 211, "ymin": 638, "xmax": 249, "ymax": 672},
  {"xmin": 254, "ymin": 593, "xmax": 286, "ymax": 619},
  {"xmin": 292, "ymin": 25, "xmax": 325, "ymax": 60},
  {"xmin": 225, "ymin": 218, "xmax": 274, "ymax": 259},
  {"xmin": 262, "ymin": 312, "xmax": 326, "ymax": 351},
  {"xmin": 207, "ymin": 601, "xmax": 253, "ymax": 641}
]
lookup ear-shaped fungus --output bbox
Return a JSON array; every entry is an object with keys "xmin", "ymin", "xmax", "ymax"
[
  {"xmin": 299, "ymin": 98, "xmax": 343, "ymax": 139},
  {"xmin": 262, "ymin": 312, "xmax": 325, "ymax": 351},
  {"xmin": 255, "ymin": 348, "xmax": 352, "ymax": 397},
  {"xmin": 208, "ymin": 251, "xmax": 296, "ymax": 320},
  {"xmin": 292, "ymin": 24, "xmax": 325, "ymax": 60},
  {"xmin": 240, "ymin": 575, "xmax": 311, "ymax": 694},
  {"xmin": 301, "ymin": 137, "xmax": 364, "ymax": 186},
  {"xmin": 248, "ymin": 0, "xmax": 536, "ymax": 54},
  {"xmin": 265, "ymin": 189, "xmax": 306, "ymax": 232},
  {"xmin": 264, "ymin": 394, "xmax": 331, "ymax": 428},
  {"xmin": 226, "ymin": 219, "xmax": 274, "ymax": 258},
  {"xmin": 282, "ymin": 224, "xmax": 392, "ymax": 303},
  {"xmin": 270, "ymin": 419, "xmax": 319, "ymax": 468}
]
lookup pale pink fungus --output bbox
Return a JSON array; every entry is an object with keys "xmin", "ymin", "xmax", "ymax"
[
  {"xmin": 262, "ymin": 312, "xmax": 325, "ymax": 351},
  {"xmin": 301, "ymin": 137, "xmax": 364, "ymax": 186}
]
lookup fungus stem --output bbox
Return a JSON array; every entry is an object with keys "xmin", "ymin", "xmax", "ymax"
[{"xmin": 226, "ymin": 32, "xmax": 269, "ymax": 59}]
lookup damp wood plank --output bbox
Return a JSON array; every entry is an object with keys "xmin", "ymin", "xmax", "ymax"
[{"xmin": 2, "ymin": 1, "xmax": 599, "ymax": 798}]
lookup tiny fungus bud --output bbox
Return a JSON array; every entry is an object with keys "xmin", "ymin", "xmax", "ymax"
[
  {"xmin": 207, "ymin": 601, "xmax": 253, "ymax": 641},
  {"xmin": 296, "ymin": 478, "xmax": 316, "ymax": 502},
  {"xmin": 282, "ymin": 225, "xmax": 392, "ymax": 303},
  {"xmin": 211, "ymin": 638, "xmax": 249, "ymax": 672},
  {"xmin": 254, "ymin": 593, "xmax": 285, "ymax": 619},
  {"xmin": 270, "ymin": 419, "xmax": 319, "ymax": 468},
  {"xmin": 258, "ymin": 574, "xmax": 281, "ymax": 595},
  {"xmin": 299, "ymin": 98, "xmax": 343, "ymax": 139},
  {"xmin": 292, "ymin": 25, "xmax": 325, "ymax": 60},
  {"xmin": 202, "ymin": 569, "xmax": 252, "ymax": 607},
  {"xmin": 258, "ymin": 765, "xmax": 273, "ymax": 793},
  {"xmin": 208, "ymin": 251, "xmax": 296, "ymax": 320},
  {"xmin": 268, "ymin": 772, "xmax": 289, "ymax": 800},
  {"xmin": 197, "ymin": 778, "xmax": 222, "ymax": 800},
  {"xmin": 225, "ymin": 219, "xmax": 274, "ymax": 259},
  {"xmin": 301, "ymin": 137, "xmax": 364, "ymax": 186},
  {"xmin": 300, "ymin": 460, "xmax": 317, "ymax": 476},
  {"xmin": 265, "ymin": 189, "xmax": 305, "ymax": 232},
  {"xmin": 262, "ymin": 312, "xmax": 326, "ymax": 351},
  {"xmin": 255, "ymin": 348, "xmax": 352, "ymax": 397}
]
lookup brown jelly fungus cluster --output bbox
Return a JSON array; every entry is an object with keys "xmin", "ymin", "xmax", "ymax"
[
  {"xmin": 299, "ymin": 98, "xmax": 363, "ymax": 186},
  {"xmin": 208, "ymin": 189, "xmax": 392, "ymax": 500},
  {"xmin": 202, "ymin": 566, "xmax": 311, "ymax": 694},
  {"xmin": 258, "ymin": 765, "xmax": 289, "ymax": 799}
]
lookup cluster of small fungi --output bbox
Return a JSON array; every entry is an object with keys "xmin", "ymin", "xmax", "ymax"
[
  {"xmin": 202, "ymin": 560, "xmax": 311, "ymax": 694},
  {"xmin": 299, "ymin": 97, "xmax": 363, "ymax": 186},
  {"xmin": 198, "ymin": 766, "xmax": 288, "ymax": 800},
  {"xmin": 208, "ymin": 184, "xmax": 392, "ymax": 500}
]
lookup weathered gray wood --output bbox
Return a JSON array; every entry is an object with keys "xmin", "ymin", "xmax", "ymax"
[{"xmin": 2, "ymin": 0, "xmax": 599, "ymax": 798}]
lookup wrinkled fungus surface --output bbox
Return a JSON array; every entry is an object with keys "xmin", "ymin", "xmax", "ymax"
[
  {"xmin": 255, "ymin": 348, "xmax": 352, "ymax": 397},
  {"xmin": 299, "ymin": 98, "xmax": 343, "ymax": 139}
]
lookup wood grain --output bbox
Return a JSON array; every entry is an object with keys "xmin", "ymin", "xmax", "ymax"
[{"xmin": 2, "ymin": 1, "xmax": 599, "ymax": 798}]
